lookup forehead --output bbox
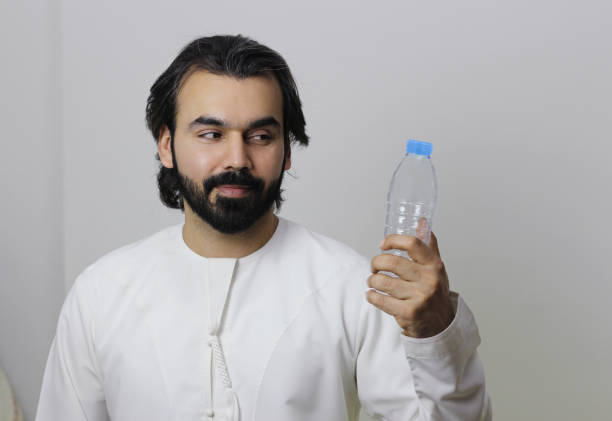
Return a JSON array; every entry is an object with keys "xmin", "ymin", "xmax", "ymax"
[{"xmin": 175, "ymin": 70, "xmax": 283, "ymax": 129}]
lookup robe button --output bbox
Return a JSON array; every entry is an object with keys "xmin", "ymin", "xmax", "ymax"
[{"xmin": 205, "ymin": 408, "xmax": 214, "ymax": 417}]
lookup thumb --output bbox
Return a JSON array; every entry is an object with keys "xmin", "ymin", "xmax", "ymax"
[
  {"xmin": 417, "ymin": 217, "xmax": 441, "ymax": 257},
  {"xmin": 430, "ymin": 231, "xmax": 441, "ymax": 258},
  {"xmin": 415, "ymin": 217, "xmax": 429, "ymax": 242}
]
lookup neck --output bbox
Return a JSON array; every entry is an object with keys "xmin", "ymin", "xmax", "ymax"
[{"xmin": 181, "ymin": 206, "xmax": 279, "ymax": 259}]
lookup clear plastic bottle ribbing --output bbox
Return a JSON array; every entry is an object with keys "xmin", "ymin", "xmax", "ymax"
[{"xmin": 382, "ymin": 141, "xmax": 438, "ymax": 278}]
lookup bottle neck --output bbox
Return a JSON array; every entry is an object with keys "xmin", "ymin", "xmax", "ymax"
[{"xmin": 406, "ymin": 152, "xmax": 431, "ymax": 160}]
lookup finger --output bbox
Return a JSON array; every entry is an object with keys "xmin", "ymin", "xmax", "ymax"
[
  {"xmin": 380, "ymin": 233, "xmax": 436, "ymax": 265},
  {"xmin": 366, "ymin": 289, "xmax": 414, "ymax": 319},
  {"xmin": 416, "ymin": 218, "xmax": 438, "ymax": 254},
  {"xmin": 415, "ymin": 217, "xmax": 429, "ymax": 242},
  {"xmin": 370, "ymin": 254, "xmax": 422, "ymax": 282},
  {"xmin": 430, "ymin": 231, "xmax": 441, "ymax": 258},
  {"xmin": 367, "ymin": 272, "xmax": 417, "ymax": 299}
]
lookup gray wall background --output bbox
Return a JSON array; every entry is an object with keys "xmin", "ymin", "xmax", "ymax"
[{"xmin": 1, "ymin": 1, "xmax": 610, "ymax": 420}]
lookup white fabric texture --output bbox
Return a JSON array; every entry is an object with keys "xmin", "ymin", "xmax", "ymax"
[{"xmin": 35, "ymin": 216, "xmax": 491, "ymax": 421}]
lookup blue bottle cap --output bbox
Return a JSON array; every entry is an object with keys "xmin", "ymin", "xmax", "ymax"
[{"xmin": 406, "ymin": 139, "xmax": 433, "ymax": 156}]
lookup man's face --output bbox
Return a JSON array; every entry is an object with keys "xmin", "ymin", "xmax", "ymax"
[{"xmin": 165, "ymin": 70, "xmax": 290, "ymax": 234}]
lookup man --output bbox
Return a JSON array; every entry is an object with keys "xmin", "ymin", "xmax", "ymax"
[{"xmin": 36, "ymin": 35, "xmax": 491, "ymax": 420}]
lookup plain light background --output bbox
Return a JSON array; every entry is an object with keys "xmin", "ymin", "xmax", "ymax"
[{"xmin": 1, "ymin": 1, "xmax": 611, "ymax": 420}]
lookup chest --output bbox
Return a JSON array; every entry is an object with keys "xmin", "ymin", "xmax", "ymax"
[{"xmin": 95, "ymin": 271, "xmax": 356, "ymax": 420}]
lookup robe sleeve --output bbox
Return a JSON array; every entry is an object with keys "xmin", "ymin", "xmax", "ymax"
[
  {"xmin": 355, "ymin": 286, "xmax": 492, "ymax": 421},
  {"xmin": 35, "ymin": 266, "xmax": 110, "ymax": 421}
]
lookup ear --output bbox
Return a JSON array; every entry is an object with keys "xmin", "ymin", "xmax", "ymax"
[
  {"xmin": 157, "ymin": 126, "xmax": 174, "ymax": 169},
  {"xmin": 284, "ymin": 143, "xmax": 291, "ymax": 171}
]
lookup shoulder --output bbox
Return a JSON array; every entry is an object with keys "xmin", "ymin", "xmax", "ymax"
[
  {"xmin": 279, "ymin": 217, "xmax": 370, "ymax": 269},
  {"xmin": 276, "ymin": 217, "xmax": 372, "ymax": 294},
  {"xmin": 86, "ymin": 223, "xmax": 182, "ymax": 275},
  {"xmin": 69, "ymin": 223, "xmax": 183, "ymax": 298}
]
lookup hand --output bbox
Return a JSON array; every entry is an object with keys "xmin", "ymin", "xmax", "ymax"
[{"xmin": 366, "ymin": 219, "xmax": 455, "ymax": 338}]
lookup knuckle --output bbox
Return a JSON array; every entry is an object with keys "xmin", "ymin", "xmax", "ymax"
[
  {"xmin": 378, "ymin": 254, "xmax": 393, "ymax": 272},
  {"xmin": 381, "ymin": 275, "xmax": 394, "ymax": 292},
  {"xmin": 368, "ymin": 273, "xmax": 379, "ymax": 288},
  {"xmin": 370, "ymin": 256, "xmax": 379, "ymax": 272},
  {"xmin": 370, "ymin": 274, "xmax": 382, "ymax": 289},
  {"xmin": 417, "ymin": 282, "xmax": 435, "ymax": 299},
  {"xmin": 414, "ymin": 290, "xmax": 429, "ymax": 306},
  {"xmin": 407, "ymin": 236, "xmax": 419, "ymax": 247},
  {"xmin": 367, "ymin": 290, "xmax": 377, "ymax": 304},
  {"xmin": 424, "ymin": 266, "xmax": 440, "ymax": 284},
  {"xmin": 389, "ymin": 256, "xmax": 401, "ymax": 273},
  {"xmin": 400, "ymin": 305, "xmax": 416, "ymax": 320}
]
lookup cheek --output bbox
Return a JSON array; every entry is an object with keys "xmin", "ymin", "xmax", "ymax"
[
  {"xmin": 175, "ymin": 142, "xmax": 217, "ymax": 179},
  {"xmin": 264, "ymin": 146, "xmax": 286, "ymax": 174},
  {"xmin": 258, "ymin": 157, "xmax": 283, "ymax": 184}
]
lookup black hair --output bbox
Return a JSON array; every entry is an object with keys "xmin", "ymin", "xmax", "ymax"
[{"xmin": 145, "ymin": 34, "xmax": 309, "ymax": 210}]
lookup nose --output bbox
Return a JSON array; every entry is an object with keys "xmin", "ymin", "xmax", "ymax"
[{"xmin": 223, "ymin": 133, "xmax": 252, "ymax": 172}]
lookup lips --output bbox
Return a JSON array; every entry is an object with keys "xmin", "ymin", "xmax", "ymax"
[{"xmin": 216, "ymin": 185, "xmax": 254, "ymax": 197}]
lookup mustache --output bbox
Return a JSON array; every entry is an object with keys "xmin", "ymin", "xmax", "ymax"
[{"xmin": 204, "ymin": 171, "xmax": 264, "ymax": 192}]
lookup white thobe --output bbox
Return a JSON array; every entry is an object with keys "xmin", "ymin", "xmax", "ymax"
[{"xmin": 35, "ymin": 216, "xmax": 492, "ymax": 420}]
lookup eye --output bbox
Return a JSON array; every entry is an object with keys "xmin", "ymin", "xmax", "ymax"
[
  {"xmin": 198, "ymin": 131, "xmax": 221, "ymax": 139},
  {"xmin": 250, "ymin": 133, "xmax": 273, "ymax": 142}
]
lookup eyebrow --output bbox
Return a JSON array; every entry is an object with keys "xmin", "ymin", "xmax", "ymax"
[{"xmin": 187, "ymin": 115, "xmax": 281, "ymax": 131}]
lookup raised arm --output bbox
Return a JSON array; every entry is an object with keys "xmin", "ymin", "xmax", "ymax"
[{"xmin": 357, "ymin": 230, "xmax": 491, "ymax": 420}]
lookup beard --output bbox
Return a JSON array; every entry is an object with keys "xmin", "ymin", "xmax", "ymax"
[{"xmin": 175, "ymin": 156, "xmax": 286, "ymax": 235}]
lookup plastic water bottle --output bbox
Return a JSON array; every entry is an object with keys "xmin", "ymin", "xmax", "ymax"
[{"xmin": 382, "ymin": 139, "xmax": 438, "ymax": 276}]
